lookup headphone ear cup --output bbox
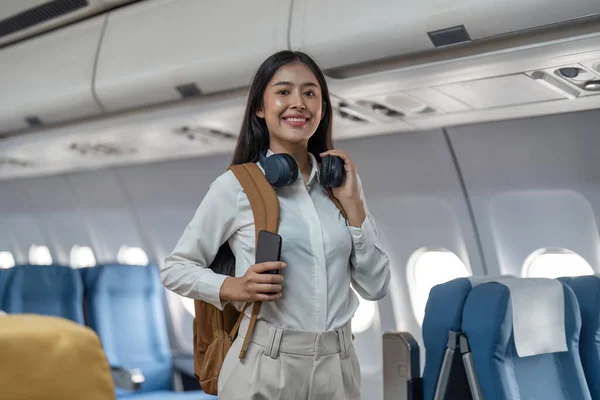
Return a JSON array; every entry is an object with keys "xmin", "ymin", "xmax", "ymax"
[
  {"xmin": 320, "ymin": 155, "xmax": 331, "ymax": 187},
  {"xmin": 281, "ymin": 154, "xmax": 299, "ymax": 184},
  {"xmin": 320, "ymin": 155, "xmax": 344, "ymax": 188},
  {"xmin": 264, "ymin": 153, "xmax": 298, "ymax": 187}
]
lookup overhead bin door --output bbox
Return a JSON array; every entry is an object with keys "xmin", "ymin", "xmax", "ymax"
[
  {"xmin": 0, "ymin": 15, "xmax": 106, "ymax": 134},
  {"xmin": 0, "ymin": 0, "xmax": 137, "ymax": 48},
  {"xmin": 289, "ymin": 0, "xmax": 600, "ymax": 70},
  {"xmin": 94, "ymin": 0, "xmax": 292, "ymax": 112}
]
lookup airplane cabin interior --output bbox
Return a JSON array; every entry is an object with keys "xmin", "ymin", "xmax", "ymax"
[{"xmin": 1, "ymin": 1, "xmax": 600, "ymax": 399}]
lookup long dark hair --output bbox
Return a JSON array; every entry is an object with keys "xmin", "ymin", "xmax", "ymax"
[{"xmin": 230, "ymin": 50, "xmax": 334, "ymax": 166}]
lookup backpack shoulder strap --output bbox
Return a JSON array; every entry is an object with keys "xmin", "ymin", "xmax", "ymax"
[
  {"xmin": 227, "ymin": 163, "xmax": 279, "ymax": 359},
  {"xmin": 230, "ymin": 163, "xmax": 279, "ymax": 238}
]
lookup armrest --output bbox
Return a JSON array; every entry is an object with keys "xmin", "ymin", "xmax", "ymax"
[
  {"xmin": 110, "ymin": 365, "xmax": 145, "ymax": 391},
  {"xmin": 383, "ymin": 332, "xmax": 422, "ymax": 400}
]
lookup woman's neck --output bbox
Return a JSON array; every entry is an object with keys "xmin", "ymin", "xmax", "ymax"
[{"xmin": 269, "ymin": 142, "xmax": 312, "ymax": 183}]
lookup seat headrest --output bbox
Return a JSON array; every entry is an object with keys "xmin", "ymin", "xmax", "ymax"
[
  {"xmin": 466, "ymin": 278, "xmax": 571, "ymax": 357},
  {"xmin": 0, "ymin": 314, "xmax": 115, "ymax": 400}
]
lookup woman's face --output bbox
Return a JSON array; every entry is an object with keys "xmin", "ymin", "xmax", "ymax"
[{"xmin": 257, "ymin": 61, "xmax": 323, "ymax": 149}]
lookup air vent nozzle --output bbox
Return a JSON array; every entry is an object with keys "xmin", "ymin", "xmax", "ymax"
[
  {"xmin": 69, "ymin": 142, "xmax": 135, "ymax": 156},
  {"xmin": 356, "ymin": 101, "xmax": 404, "ymax": 118},
  {"xmin": 174, "ymin": 126, "xmax": 235, "ymax": 141},
  {"xmin": 336, "ymin": 103, "xmax": 369, "ymax": 123},
  {"xmin": 0, "ymin": 157, "xmax": 33, "ymax": 168}
]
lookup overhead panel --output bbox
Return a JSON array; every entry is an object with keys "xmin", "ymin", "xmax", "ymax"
[
  {"xmin": 403, "ymin": 88, "xmax": 472, "ymax": 113},
  {"xmin": 0, "ymin": 15, "xmax": 106, "ymax": 134},
  {"xmin": 94, "ymin": 0, "xmax": 292, "ymax": 112},
  {"xmin": 434, "ymin": 74, "xmax": 567, "ymax": 109},
  {"xmin": 289, "ymin": 0, "xmax": 600, "ymax": 70}
]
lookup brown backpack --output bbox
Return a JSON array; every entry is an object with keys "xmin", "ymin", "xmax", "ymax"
[{"xmin": 192, "ymin": 162, "xmax": 347, "ymax": 395}]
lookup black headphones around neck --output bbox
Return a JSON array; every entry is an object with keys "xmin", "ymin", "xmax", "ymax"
[{"xmin": 259, "ymin": 150, "xmax": 344, "ymax": 188}]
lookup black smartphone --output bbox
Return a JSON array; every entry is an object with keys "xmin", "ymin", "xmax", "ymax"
[{"xmin": 255, "ymin": 230, "xmax": 282, "ymax": 275}]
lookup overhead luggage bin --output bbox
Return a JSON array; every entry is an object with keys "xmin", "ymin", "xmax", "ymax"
[
  {"xmin": 0, "ymin": 0, "xmax": 134, "ymax": 46},
  {"xmin": 289, "ymin": 0, "xmax": 600, "ymax": 71},
  {"xmin": 94, "ymin": 0, "xmax": 292, "ymax": 112},
  {"xmin": 0, "ymin": 0, "xmax": 136, "ymax": 48},
  {"xmin": 0, "ymin": 15, "xmax": 106, "ymax": 134}
]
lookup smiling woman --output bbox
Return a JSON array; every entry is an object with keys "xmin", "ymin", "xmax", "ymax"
[{"xmin": 161, "ymin": 50, "xmax": 390, "ymax": 399}]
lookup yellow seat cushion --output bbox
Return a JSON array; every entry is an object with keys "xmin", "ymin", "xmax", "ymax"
[{"xmin": 0, "ymin": 314, "xmax": 115, "ymax": 400}]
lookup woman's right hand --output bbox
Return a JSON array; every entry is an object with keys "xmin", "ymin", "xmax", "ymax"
[{"xmin": 219, "ymin": 262, "xmax": 286, "ymax": 303}]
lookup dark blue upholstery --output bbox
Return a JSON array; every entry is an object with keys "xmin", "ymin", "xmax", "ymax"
[
  {"xmin": 0, "ymin": 267, "xmax": 12, "ymax": 308},
  {"xmin": 561, "ymin": 275, "xmax": 600, "ymax": 399},
  {"xmin": 462, "ymin": 282, "xmax": 591, "ymax": 400},
  {"xmin": 81, "ymin": 264, "xmax": 217, "ymax": 400},
  {"xmin": 0, "ymin": 265, "xmax": 84, "ymax": 324},
  {"xmin": 421, "ymin": 277, "xmax": 473, "ymax": 400}
]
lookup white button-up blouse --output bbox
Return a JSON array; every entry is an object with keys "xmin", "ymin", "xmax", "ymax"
[{"xmin": 161, "ymin": 150, "xmax": 391, "ymax": 332}]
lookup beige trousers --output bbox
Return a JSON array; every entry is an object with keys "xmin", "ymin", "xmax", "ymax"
[{"xmin": 218, "ymin": 317, "xmax": 361, "ymax": 399}]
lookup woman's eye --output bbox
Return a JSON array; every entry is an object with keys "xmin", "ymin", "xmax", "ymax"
[
  {"xmin": 278, "ymin": 90, "xmax": 289, "ymax": 95},
  {"xmin": 304, "ymin": 91, "xmax": 315, "ymax": 97}
]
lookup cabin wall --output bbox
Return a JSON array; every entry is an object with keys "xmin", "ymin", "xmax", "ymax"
[{"xmin": 448, "ymin": 108, "xmax": 600, "ymax": 276}]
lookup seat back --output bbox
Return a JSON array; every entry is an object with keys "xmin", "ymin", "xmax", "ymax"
[
  {"xmin": 0, "ymin": 314, "xmax": 115, "ymax": 400},
  {"xmin": 81, "ymin": 264, "xmax": 173, "ymax": 392},
  {"xmin": 561, "ymin": 275, "xmax": 600, "ymax": 398},
  {"xmin": 0, "ymin": 265, "xmax": 84, "ymax": 324},
  {"xmin": 462, "ymin": 281, "xmax": 591, "ymax": 400},
  {"xmin": 422, "ymin": 277, "xmax": 473, "ymax": 400},
  {"xmin": 0, "ymin": 267, "xmax": 11, "ymax": 300}
]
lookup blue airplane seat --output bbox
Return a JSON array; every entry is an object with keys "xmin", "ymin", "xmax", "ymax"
[
  {"xmin": 0, "ymin": 267, "xmax": 12, "ymax": 307},
  {"xmin": 462, "ymin": 281, "xmax": 591, "ymax": 400},
  {"xmin": 560, "ymin": 275, "xmax": 600, "ymax": 399},
  {"xmin": 0, "ymin": 264, "xmax": 84, "ymax": 324},
  {"xmin": 81, "ymin": 264, "xmax": 217, "ymax": 400},
  {"xmin": 421, "ymin": 277, "xmax": 473, "ymax": 400}
]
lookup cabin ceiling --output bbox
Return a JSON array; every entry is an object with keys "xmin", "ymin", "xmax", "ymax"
[
  {"xmin": 2, "ymin": 33, "xmax": 600, "ymax": 182},
  {"xmin": 2, "ymin": 34, "xmax": 600, "ymax": 182},
  {"xmin": 1, "ymin": 1, "xmax": 600, "ymax": 181}
]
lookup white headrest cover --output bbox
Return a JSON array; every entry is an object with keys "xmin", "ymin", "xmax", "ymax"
[{"xmin": 468, "ymin": 276, "xmax": 567, "ymax": 357}]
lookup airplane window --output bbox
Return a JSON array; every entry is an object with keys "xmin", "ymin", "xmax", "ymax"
[
  {"xmin": 70, "ymin": 245, "xmax": 97, "ymax": 268},
  {"xmin": 407, "ymin": 248, "xmax": 470, "ymax": 325},
  {"xmin": 522, "ymin": 248, "xmax": 594, "ymax": 279},
  {"xmin": 351, "ymin": 287, "xmax": 376, "ymax": 333},
  {"xmin": 0, "ymin": 251, "xmax": 15, "ymax": 269},
  {"xmin": 29, "ymin": 245, "xmax": 53, "ymax": 265},
  {"xmin": 117, "ymin": 246, "xmax": 149, "ymax": 266}
]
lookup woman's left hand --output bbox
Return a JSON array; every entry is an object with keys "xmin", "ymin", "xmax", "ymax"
[
  {"xmin": 320, "ymin": 149, "xmax": 361, "ymax": 203},
  {"xmin": 320, "ymin": 149, "xmax": 366, "ymax": 227}
]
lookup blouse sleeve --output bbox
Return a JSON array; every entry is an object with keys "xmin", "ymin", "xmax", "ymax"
[
  {"xmin": 160, "ymin": 170, "xmax": 241, "ymax": 310},
  {"xmin": 348, "ymin": 175, "xmax": 391, "ymax": 301}
]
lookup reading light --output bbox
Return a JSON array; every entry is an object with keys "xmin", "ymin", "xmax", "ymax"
[
  {"xmin": 530, "ymin": 71, "xmax": 579, "ymax": 100},
  {"xmin": 583, "ymin": 80, "xmax": 600, "ymax": 91}
]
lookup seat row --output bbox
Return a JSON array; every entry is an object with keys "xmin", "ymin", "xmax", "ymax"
[
  {"xmin": 0, "ymin": 264, "xmax": 216, "ymax": 400},
  {"xmin": 414, "ymin": 275, "xmax": 600, "ymax": 400}
]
